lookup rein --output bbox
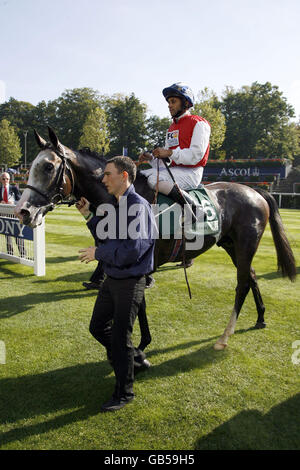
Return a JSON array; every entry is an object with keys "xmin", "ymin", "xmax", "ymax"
[{"xmin": 160, "ymin": 159, "xmax": 192, "ymax": 299}]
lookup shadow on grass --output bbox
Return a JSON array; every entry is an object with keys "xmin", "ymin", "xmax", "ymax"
[
  {"xmin": 157, "ymin": 265, "xmax": 186, "ymax": 272},
  {"xmin": 32, "ymin": 271, "xmax": 92, "ymax": 283},
  {"xmin": 140, "ymin": 343, "xmax": 228, "ymax": 381},
  {"xmin": 0, "ymin": 337, "xmax": 229, "ymax": 447},
  {"xmin": 257, "ymin": 265, "xmax": 300, "ymax": 280},
  {"xmin": 0, "ymin": 289, "xmax": 96, "ymax": 318},
  {"xmin": 145, "ymin": 325, "xmax": 262, "ymax": 362},
  {"xmin": 0, "ymin": 362, "xmax": 114, "ymax": 448},
  {"xmin": 195, "ymin": 393, "xmax": 300, "ymax": 450},
  {"xmin": 0, "ymin": 261, "xmax": 34, "ymax": 279},
  {"xmin": 139, "ymin": 325, "xmax": 261, "ymax": 383},
  {"xmin": 46, "ymin": 256, "xmax": 79, "ymax": 264},
  {"xmin": 0, "ymin": 256, "xmax": 88, "ymax": 280}
]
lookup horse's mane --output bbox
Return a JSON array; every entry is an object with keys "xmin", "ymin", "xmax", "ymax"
[
  {"xmin": 74, "ymin": 147, "xmax": 154, "ymax": 203},
  {"xmin": 134, "ymin": 171, "xmax": 155, "ymax": 203},
  {"xmin": 78, "ymin": 147, "xmax": 107, "ymax": 161}
]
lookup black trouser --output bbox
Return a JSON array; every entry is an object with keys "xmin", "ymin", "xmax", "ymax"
[
  {"xmin": 89, "ymin": 275, "xmax": 146, "ymax": 399},
  {"xmin": 6, "ymin": 236, "xmax": 26, "ymax": 257}
]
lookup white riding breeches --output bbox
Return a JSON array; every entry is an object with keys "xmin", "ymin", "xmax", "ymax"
[{"xmin": 140, "ymin": 164, "xmax": 203, "ymax": 193}]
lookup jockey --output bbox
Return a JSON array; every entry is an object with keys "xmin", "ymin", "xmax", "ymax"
[{"xmin": 140, "ymin": 82, "xmax": 210, "ymax": 218}]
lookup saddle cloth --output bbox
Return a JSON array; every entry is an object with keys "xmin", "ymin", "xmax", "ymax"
[{"xmin": 154, "ymin": 186, "xmax": 220, "ymax": 239}]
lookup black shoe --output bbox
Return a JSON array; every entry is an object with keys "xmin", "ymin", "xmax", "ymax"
[
  {"xmin": 145, "ymin": 276, "xmax": 155, "ymax": 289},
  {"xmin": 168, "ymin": 185, "xmax": 202, "ymax": 224},
  {"xmin": 82, "ymin": 281, "xmax": 102, "ymax": 290},
  {"xmin": 100, "ymin": 395, "xmax": 134, "ymax": 412},
  {"xmin": 134, "ymin": 358, "xmax": 151, "ymax": 375}
]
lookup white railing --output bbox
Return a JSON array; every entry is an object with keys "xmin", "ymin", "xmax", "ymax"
[{"xmin": 0, "ymin": 204, "xmax": 45, "ymax": 276}]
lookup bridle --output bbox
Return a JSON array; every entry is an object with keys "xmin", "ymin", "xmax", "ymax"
[{"xmin": 25, "ymin": 146, "xmax": 77, "ymax": 213}]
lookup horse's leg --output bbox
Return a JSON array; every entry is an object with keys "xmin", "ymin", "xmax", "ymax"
[
  {"xmin": 250, "ymin": 267, "xmax": 266, "ymax": 329},
  {"xmin": 214, "ymin": 237, "xmax": 258, "ymax": 350},
  {"xmin": 214, "ymin": 265, "xmax": 251, "ymax": 350},
  {"xmin": 137, "ymin": 297, "xmax": 152, "ymax": 351},
  {"xmin": 219, "ymin": 244, "xmax": 266, "ymax": 331}
]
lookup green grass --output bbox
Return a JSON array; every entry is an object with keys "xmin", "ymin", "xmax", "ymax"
[{"xmin": 0, "ymin": 207, "xmax": 299, "ymax": 450}]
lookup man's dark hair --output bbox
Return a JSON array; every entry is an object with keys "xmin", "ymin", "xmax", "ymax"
[{"xmin": 107, "ymin": 156, "xmax": 137, "ymax": 184}]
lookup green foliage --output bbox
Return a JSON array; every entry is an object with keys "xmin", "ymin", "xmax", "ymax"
[
  {"xmin": 254, "ymin": 121, "xmax": 299, "ymax": 160},
  {"xmin": 193, "ymin": 88, "xmax": 226, "ymax": 158},
  {"xmin": 46, "ymin": 88, "xmax": 102, "ymax": 150},
  {"xmin": 0, "ymin": 119, "xmax": 22, "ymax": 166},
  {"xmin": 79, "ymin": 108, "xmax": 110, "ymax": 155},
  {"xmin": 0, "ymin": 98, "xmax": 35, "ymax": 163},
  {"xmin": 102, "ymin": 93, "xmax": 147, "ymax": 158},
  {"xmin": 220, "ymin": 82, "xmax": 299, "ymax": 159},
  {"xmin": 0, "ymin": 82, "xmax": 299, "ymax": 164},
  {"xmin": 145, "ymin": 115, "xmax": 171, "ymax": 149}
]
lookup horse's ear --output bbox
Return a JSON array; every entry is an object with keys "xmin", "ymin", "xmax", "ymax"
[
  {"xmin": 48, "ymin": 126, "xmax": 66, "ymax": 156},
  {"xmin": 34, "ymin": 129, "xmax": 47, "ymax": 149},
  {"xmin": 48, "ymin": 126, "xmax": 60, "ymax": 149}
]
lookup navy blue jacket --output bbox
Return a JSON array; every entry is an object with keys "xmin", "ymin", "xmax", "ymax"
[{"xmin": 87, "ymin": 185, "xmax": 156, "ymax": 279}]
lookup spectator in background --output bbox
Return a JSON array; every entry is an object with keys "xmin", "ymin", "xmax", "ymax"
[
  {"xmin": 0, "ymin": 172, "xmax": 26, "ymax": 257},
  {"xmin": 0, "ymin": 172, "xmax": 21, "ymax": 204}
]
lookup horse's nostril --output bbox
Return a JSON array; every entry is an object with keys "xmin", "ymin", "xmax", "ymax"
[{"xmin": 20, "ymin": 209, "xmax": 30, "ymax": 219}]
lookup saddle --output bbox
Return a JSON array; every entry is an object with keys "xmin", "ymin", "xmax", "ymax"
[{"xmin": 155, "ymin": 185, "xmax": 220, "ymax": 238}]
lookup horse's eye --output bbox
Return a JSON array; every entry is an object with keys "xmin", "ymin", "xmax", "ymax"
[{"xmin": 44, "ymin": 163, "xmax": 54, "ymax": 173}]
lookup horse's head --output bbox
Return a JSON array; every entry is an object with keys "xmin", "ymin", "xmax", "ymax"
[{"xmin": 15, "ymin": 127, "xmax": 77, "ymax": 228}]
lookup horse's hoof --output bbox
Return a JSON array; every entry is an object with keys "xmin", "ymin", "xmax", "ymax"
[
  {"xmin": 254, "ymin": 322, "xmax": 266, "ymax": 329},
  {"xmin": 214, "ymin": 342, "xmax": 227, "ymax": 351}
]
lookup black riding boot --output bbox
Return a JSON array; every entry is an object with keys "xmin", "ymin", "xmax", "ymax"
[{"xmin": 168, "ymin": 185, "xmax": 204, "ymax": 223}]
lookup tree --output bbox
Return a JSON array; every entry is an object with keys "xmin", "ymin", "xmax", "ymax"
[
  {"xmin": 193, "ymin": 88, "xmax": 226, "ymax": 159},
  {"xmin": 47, "ymin": 88, "xmax": 102, "ymax": 150},
  {"xmin": 145, "ymin": 115, "xmax": 171, "ymax": 149},
  {"xmin": 220, "ymin": 82, "xmax": 298, "ymax": 159},
  {"xmin": 294, "ymin": 120, "xmax": 300, "ymax": 166},
  {"xmin": 0, "ymin": 119, "xmax": 22, "ymax": 166},
  {"xmin": 103, "ymin": 93, "xmax": 147, "ymax": 158},
  {"xmin": 79, "ymin": 107, "xmax": 110, "ymax": 154},
  {"xmin": 0, "ymin": 97, "xmax": 36, "ymax": 163}
]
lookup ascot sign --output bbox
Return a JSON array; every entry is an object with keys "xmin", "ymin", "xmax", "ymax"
[{"xmin": 219, "ymin": 167, "xmax": 260, "ymax": 177}]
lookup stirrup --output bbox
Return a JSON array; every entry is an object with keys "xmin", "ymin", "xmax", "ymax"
[{"xmin": 168, "ymin": 185, "xmax": 203, "ymax": 224}]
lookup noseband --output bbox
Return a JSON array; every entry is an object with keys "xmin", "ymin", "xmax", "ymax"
[{"xmin": 25, "ymin": 146, "xmax": 76, "ymax": 212}]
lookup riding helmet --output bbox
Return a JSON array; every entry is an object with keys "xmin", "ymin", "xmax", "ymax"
[{"xmin": 162, "ymin": 82, "xmax": 195, "ymax": 108}]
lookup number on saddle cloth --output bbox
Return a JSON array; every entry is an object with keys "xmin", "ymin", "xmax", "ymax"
[{"xmin": 155, "ymin": 187, "xmax": 220, "ymax": 238}]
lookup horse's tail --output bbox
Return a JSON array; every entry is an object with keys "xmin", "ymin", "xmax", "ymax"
[{"xmin": 254, "ymin": 188, "xmax": 297, "ymax": 282}]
